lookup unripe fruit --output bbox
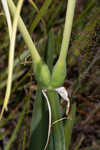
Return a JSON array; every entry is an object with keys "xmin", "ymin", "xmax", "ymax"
[
  {"xmin": 51, "ymin": 60, "xmax": 66, "ymax": 88},
  {"xmin": 34, "ymin": 61, "xmax": 51, "ymax": 87}
]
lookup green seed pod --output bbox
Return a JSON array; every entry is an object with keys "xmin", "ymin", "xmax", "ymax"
[
  {"xmin": 51, "ymin": 60, "xmax": 66, "ymax": 88},
  {"xmin": 34, "ymin": 61, "xmax": 51, "ymax": 87}
]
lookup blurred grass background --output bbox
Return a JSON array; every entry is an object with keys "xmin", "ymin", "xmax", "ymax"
[{"xmin": 0, "ymin": 0, "xmax": 100, "ymax": 150}]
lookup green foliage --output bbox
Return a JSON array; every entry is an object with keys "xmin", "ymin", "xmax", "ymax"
[
  {"xmin": 29, "ymin": 87, "xmax": 48, "ymax": 150},
  {"xmin": 0, "ymin": 0, "xmax": 99, "ymax": 150},
  {"xmin": 0, "ymin": 0, "xmax": 76, "ymax": 149},
  {"xmin": 47, "ymin": 90, "xmax": 66, "ymax": 150},
  {"xmin": 64, "ymin": 103, "xmax": 76, "ymax": 150}
]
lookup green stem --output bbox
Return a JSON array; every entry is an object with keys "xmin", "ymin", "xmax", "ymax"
[
  {"xmin": 7, "ymin": 0, "xmax": 41, "ymax": 64},
  {"xmin": 51, "ymin": 0, "xmax": 76, "ymax": 88},
  {"xmin": 0, "ymin": 0, "xmax": 25, "ymax": 120},
  {"xmin": 7, "ymin": 0, "xmax": 51, "ymax": 87},
  {"xmin": 1, "ymin": 0, "xmax": 12, "ymax": 41},
  {"xmin": 59, "ymin": 0, "xmax": 76, "ymax": 61},
  {"xmin": 47, "ymin": 90, "xmax": 65, "ymax": 150}
]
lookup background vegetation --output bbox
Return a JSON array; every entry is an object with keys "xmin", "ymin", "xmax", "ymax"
[{"xmin": 0, "ymin": 0, "xmax": 100, "ymax": 150}]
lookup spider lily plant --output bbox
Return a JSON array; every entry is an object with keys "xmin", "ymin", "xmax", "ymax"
[{"xmin": 1, "ymin": 0, "xmax": 76, "ymax": 150}]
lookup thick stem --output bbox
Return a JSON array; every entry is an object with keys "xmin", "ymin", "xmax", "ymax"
[
  {"xmin": 7, "ymin": 0, "xmax": 41, "ymax": 64},
  {"xmin": 51, "ymin": 0, "xmax": 76, "ymax": 88},
  {"xmin": 47, "ymin": 90, "xmax": 65, "ymax": 150},
  {"xmin": 59, "ymin": 0, "xmax": 76, "ymax": 61}
]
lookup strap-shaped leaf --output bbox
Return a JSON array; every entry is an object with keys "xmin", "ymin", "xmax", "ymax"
[
  {"xmin": 47, "ymin": 90, "xmax": 66, "ymax": 150},
  {"xmin": 0, "ymin": 0, "xmax": 24, "ymax": 120},
  {"xmin": 64, "ymin": 103, "xmax": 76, "ymax": 150}
]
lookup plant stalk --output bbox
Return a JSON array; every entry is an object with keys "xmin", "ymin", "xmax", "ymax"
[
  {"xmin": 7, "ymin": 0, "xmax": 41, "ymax": 64},
  {"xmin": 47, "ymin": 90, "xmax": 65, "ymax": 150},
  {"xmin": 59, "ymin": 0, "xmax": 76, "ymax": 61}
]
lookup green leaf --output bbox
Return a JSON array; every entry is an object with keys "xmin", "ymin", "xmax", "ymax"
[
  {"xmin": 7, "ymin": 0, "xmax": 41, "ymax": 64},
  {"xmin": 29, "ymin": 87, "xmax": 42, "ymax": 135},
  {"xmin": 47, "ymin": 90, "xmax": 66, "ymax": 150},
  {"xmin": 1, "ymin": 0, "xmax": 12, "ymax": 41},
  {"xmin": 64, "ymin": 103, "xmax": 76, "ymax": 150},
  {"xmin": 29, "ymin": 87, "xmax": 49, "ymax": 150}
]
